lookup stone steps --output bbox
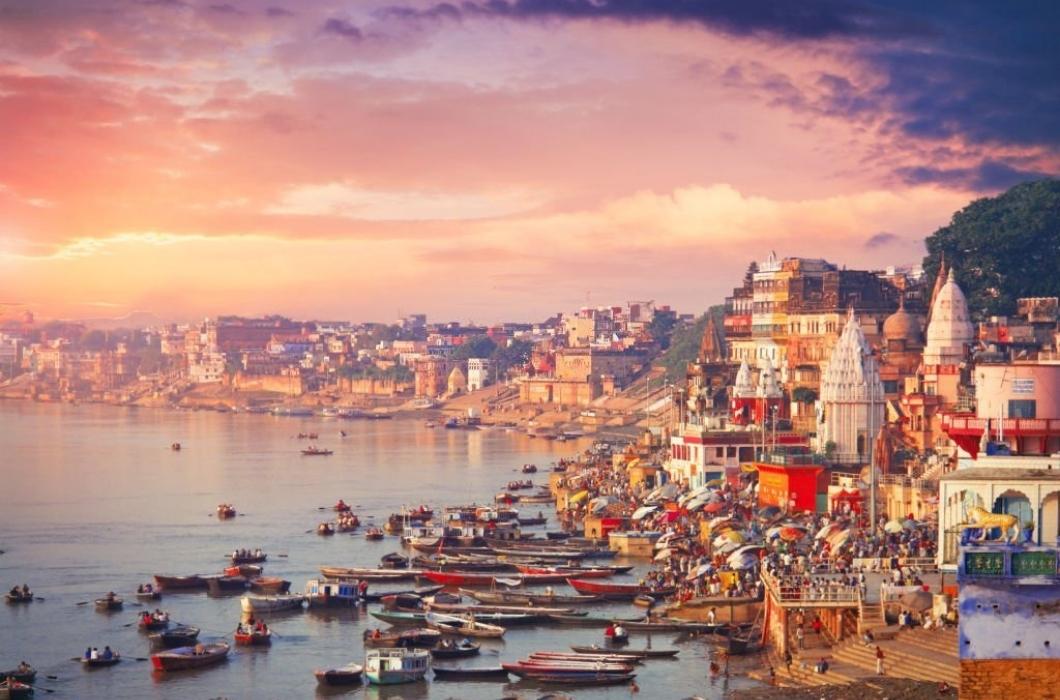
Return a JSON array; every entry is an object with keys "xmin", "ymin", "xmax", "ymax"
[{"xmin": 832, "ymin": 631, "xmax": 960, "ymax": 685}]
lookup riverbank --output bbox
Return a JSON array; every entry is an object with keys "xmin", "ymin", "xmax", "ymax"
[{"xmin": 734, "ymin": 677, "xmax": 952, "ymax": 700}]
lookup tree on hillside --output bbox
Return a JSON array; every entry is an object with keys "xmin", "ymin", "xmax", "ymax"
[
  {"xmin": 654, "ymin": 305, "xmax": 725, "ymax": 382},
  {"xmin": 923, "ymin": 179, "xmax": 1060, "ymax": 319}
]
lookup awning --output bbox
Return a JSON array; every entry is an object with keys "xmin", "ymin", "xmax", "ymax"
[
  {"xmin": 568, "ymin": 490, "xmax": 589, "ymax": 504},
  {"xmin": 703, "ymin": 501, "xmax": 726, "ymax": 515},
  {"xmin": 662, "ymin": 510, "xmax": 681, "ymax": 523},
  {"xmin": 632, "ymin": 505, "xmax": 658, "ymax": 521}
]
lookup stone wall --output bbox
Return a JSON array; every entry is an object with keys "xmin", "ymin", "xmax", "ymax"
[{"xmin": 960, "ymin": 659, "xmax": 1060, "ymax": 699}]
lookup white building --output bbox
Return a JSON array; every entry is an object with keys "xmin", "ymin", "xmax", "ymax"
[
  {"xmin": 189, "ymin": 351, "xmax": 225, "ymax": 384},
  {"xmin": 467, "ymin": 358, "xmax": 490, "ymax": 391},
  {"xmin": 815, "ymin": 309, "xmax": 884, "ymax": 464},
  {"xmin": 923, "ymin": 268, "xmax": 975, "ymax": 366}
]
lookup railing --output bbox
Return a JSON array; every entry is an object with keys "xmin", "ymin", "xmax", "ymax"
[
  {"xmin": 760, "ymin": 568, "xmax": 861, "ymax": 606},
  {"xmin": 851, "ymin": 556, "xmax": 939, "ymax": 573},
  {"xmin": 943, "ymin": 415, "xmax": 1060, "ymax": 435}
]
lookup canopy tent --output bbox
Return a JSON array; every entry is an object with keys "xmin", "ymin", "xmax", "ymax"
[
  {"xmin": 884, "ymin": 520, "xmax": 904, "ymax": 534},
  {"xmin": 568, "ymin": 490, "xmax": 589, "ymax": 504},
  {"xmin": 779, "ymin": 526, "xmax": 807, "ymax": 542}
]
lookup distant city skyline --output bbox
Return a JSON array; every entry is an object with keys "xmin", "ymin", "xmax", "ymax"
[{"xmin": 1, "ymin": 1, "xmax": 1056, "ymax": 321}]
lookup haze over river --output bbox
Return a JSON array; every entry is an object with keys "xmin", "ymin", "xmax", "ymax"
[{"xmin": 0, "ymin": 402, "xmax": 753, "ymax": 699}]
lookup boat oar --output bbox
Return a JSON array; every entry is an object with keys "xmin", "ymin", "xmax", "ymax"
[
  {"xmin": 33, "ymin": 596, "xmax": 45, "ymax": 602},
  {"xmin": 26, "ymin": 684, "xmax": 55, "ymax": 694},
  {"xmin": 45, "ymin": 675, "xmax": 58, "ymax": 681},
  {"xmin": 76, "ymin": 601, "xmax": 90, "ymax": 606}
]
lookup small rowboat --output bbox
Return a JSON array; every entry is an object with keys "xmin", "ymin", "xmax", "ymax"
[
  {"xmin": 0, "ymin": 679, "xmax": 33, "ymax": 700},
  {"xmin": 234, "ymin": 628, "xmax": 272, "ymax": 646},
  {"xmin": 570, "ymin": 645, "xmax": 680, "ymax": 658},
  {"xmin": 82, "ymin": 655, "xmax": 122, "ymax": 668},
  {"xmin": 317, "ymin": 522, "xmax": 335, "ymax": 536},
  {"xmin": 463, "ymin": 589, "xmax": 604, "ymax": 606},
  {"xmin": 314, "ymin": 663, "xmax": 363, "ymax": 686},
  {"xmin": 206, "ymin": 576, "xmax": 248, "ymax": 595},
  {"xmin": 95, "ymin": 596, "xmax": 123, "ymax": 611},
  {"xmin": 248, "ymin": 577, "xmax": 290, "ymax": 594},
  {"xmin": 320, "ymin": 566, "xmax": 420, "ymax": 581},
  {"xmin": 621, "ymin": 618, "xmax": 721, "ymax": 632},
  {"xmin": 217, "ymin": 504, "xmax": 237, "ymax": 519},
  {"xmin": 523, "ymin": 672, "xmax": 636, "ymax": 686},
  {"xmin": 138, "ymin": 616, "xmax": 170, "ymax": 631},
  {"xmin": 4, "ymin": 592, "xmax": 33, "ymax": 605},
  {"xmin": 365, "ymin": 528, "xmax": 385, "ymax": 541},
  {"xmin": 154, "ymin": 574, "xmax": 207, "ymax": 591},
  {"xmin": 225, "ymin": 564, "xmax": 263, "ymax": 578},
  {"xmin": 363, "ymin": 627, "xmax": 441, "ymax": 649},
  {"xmin": 151, "ymin": 642, "xmax": 230, "ymax": 672},
  {"xmin": 432, "ymin": 666, "xmax": 510, "ymax": 681},
  {"xmin": 136, "ymin": 589, "xmax": 162, "ymax": 602},
  {"xmin": 530, "ymin": 651, "xmax": 640, "ymax": 665},
  {"xmin": 150, "ymin": 626, "xmax": 200, "ymax": 648},
  {"xmin": 374, "ymin": 609, "xmax": 541, "ymax": 626},
  {"xmin": 302, "ymin": 447, "xmax": 334, "ymax": 456},
  {"xmin": 633, "ymin": 594, "xmax": 655, "ymax": 607},
  {"xmin": 0, "ymin": 666, "xmax": 35, "ymax": 684},
  {"xmin": 241, "ymin": 593, "xmax": 306, "ymax": 614},
  {"xmin": 545, "ymin": 614, "xmax": 644, "ymax": 628},
  {"xmin": 230, "ymin": 552, "xmax": 267, "ymax": 564},
  {"xmin": 429, "ymin": 640, "xmax": 480, "ymax": 659},
  {"xmin": 424, "ymin": 612, "xmax": 505, "ymax": 639}
]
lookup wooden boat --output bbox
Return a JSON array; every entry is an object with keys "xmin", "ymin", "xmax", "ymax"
[
  {"xmin": 489, "ymin": 547, "xmax": 585, "ymax": 561},
  {"xmin": 4, "ymin": 592, "xmax": 33, "ymax": 604},
  {"xmin": 621, "ymin": 618, "xmax": 720, "ymax": 632},
  {"xmin": 171, "ymin": 442, "xmax": 181, "ymax": 451},
  {"xmin": 545, "ymin": 531, "xmax": 571, "ymax": 540},
  {"xmin": 216, "ymin": 504, "xmax": 237, "ymax": 519},
  {"xmin": 317, "ymin": 522, "xmax": 335, "ymax": 536},
  {"xmin": 333, "ymin": 501, "xmax": 352, "ymax": 512},
  {"xmin": 305, "ymin": 579, "xmax": 361, "ymax": 607},
  {"xmin": 427, "ymin": 601, "xmax": 578, "ymax": 616},
  {"xmin": 302, "ymin": 447, "xmax": 334, "ymax": 456},
  {"xmin": 240, "ymin": 593, "xmax": 306, "ymax": 614},
  {"xmin": 570, "ymin": 645, "xmax": 679, "ymax": 658},
  {"xmin": 517, "ymin": 516, "xmax": 547, "ymax": 526},
  {"xmin": 566, "ymin": 579, "xmax": 675, "ymax": 600},
  {"xmin": 363, "ymin": 584, "xmax": 443, "ymax": 603},
  {"xmin": 225, "ymin": 564, "xmax": 263, "ymax": 578},
  {"xmin": 206, "ymin": 576, "xmax": 248, "ymax": 595},
  {"xmin": 247, "ymin": 576, "xmax": 290, "ymax": 594},
  {"xmin": 364, "ymin": 648, "xmax": 430, "ymax": 685},
  {"xmin": 363, "ymin": 627, "xmax": 441, "ymax": 649},
  {"xmin": 633, "ymin": 594, "xmax": 654, "ymax": 607},
  {"xmin": 150, "ymin": 626, "xmax": 200, "ymax": 648},
  {"xmin": 151, "ymin": 642, "xmax": 230, "ymax": 672},
  {"xmin": 230, "ymin": 551, "xmax": 267, "ymax": 564},
  {"xmin": 429, "ymin": 639, "xmax": 480, "ymax": 659},
  {"xmin": 138, "ymin": 615, "xmax": 170, "ymax": 631},
  {"xmin": 0, "ymin": 679, "xmax": 33, "ymax": 700},
  {"xmin": 503, "ymin": 660, "xmax": 633, "ymax": 675},
  {"xmin": 523, "ymin": 672, "xmax": 636, "ymax": 686},
  {"xmin": 365, "ymin": 527, "xmax": 385, "ymax": 541},
  {"xmin": 515, "ymin": 564, "xmax": 630, "ymax": 576},
  {"xmin": 517, "ymin": 494, "xmax": 553, "ymax": 504},
  {"xmin": 372, "ymin": 610, "xmax": 537, "ymax": 626},
  {"xmin": 0, "ymin": 667, "xmax": 34, "ymax": 684},
  {"xmin": 154, "ymin": 574, "xmax": 207, "ymax": 591},
  {"xmin": 521, "ymin": 464, "xmax": 538, "ymax": 473},
  {"xmin": 380, "ymin": 552, "xmax": 409, "ymax": 568},
  {"xmin": 94, "ymin": 596, "xmax": 123, "ymax": 611},
  {"xmin": 464, "ymin": 589, "xmax": 604, "ymax": 606},
  {"xmin": 423, "ymin": 570, "xmax": 600, "ymax": 587},
  {"xmin": 546, "ymin": 613, "xmax": 644, "ymax": 628},
  {"xmin": 314, "ymin": 663, "xmax": 363, "ymax": 686},
  {"xmin": 234, "ymin": 628, "xmax": 272, "ymax": 646},
  {"xmin": 136, "ymin": 589, "xmax": 162, "ymax": 601},
  {"xmin": 432, "ymin": 665, "xmax": 509, "ymax": 681},
  {"xmin": 425, "ymin": 612, "xmax": 505, "ymax": 638},
  {"xmin": 320, "ymin": 566, "xmax": 420, "ymax": 581},
  {"xmin": 82, "ymin": 654, "xmax": 122, "ymax": 668}
]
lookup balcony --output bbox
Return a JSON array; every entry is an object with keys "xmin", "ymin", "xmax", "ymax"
[{"xmin": 942, "ymin": 415, "xmax": 1060, "ymax": 437}]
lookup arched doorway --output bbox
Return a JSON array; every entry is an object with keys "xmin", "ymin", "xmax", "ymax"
[
  {"xmin": 994, "ymin": 489, "xmax": 1033, "ymax": 542},
  {"xmin": 1041, "ymin": 491, "xmax": 1060, "ymax": 545}
]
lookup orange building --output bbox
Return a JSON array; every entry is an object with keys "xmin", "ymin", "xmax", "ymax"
[{"xmin": 756, "ymin": 450, "xmax": 828, "ymax": 513}]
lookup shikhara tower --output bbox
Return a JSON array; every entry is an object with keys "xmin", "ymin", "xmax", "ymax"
[{"xmin": 816, "ymin": 309, "xmax": 885, "ymax": 464}]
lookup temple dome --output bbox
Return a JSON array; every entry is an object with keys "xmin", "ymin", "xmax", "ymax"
[{"xmin": 882, "ymin": 299, "xmax": 923, "ymax": 346}]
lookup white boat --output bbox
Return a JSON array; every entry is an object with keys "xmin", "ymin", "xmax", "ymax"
[
  {"xmin": 240, "ymin": 593, "xmax": 306, "ymax": 614},
  {"xmin": 364, "ymin": 648, "xmax": 430, "ymax": 685}
]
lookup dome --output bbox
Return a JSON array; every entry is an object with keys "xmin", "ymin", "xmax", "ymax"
[{"xmin": 882, "ymin": 299, "xmax": 923, "ymax": 346}]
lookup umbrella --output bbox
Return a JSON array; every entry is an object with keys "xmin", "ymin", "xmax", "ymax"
[
  {"xmin": 727, "ymin": 550, "xmax": 758, "ymax": 569},
  {"xmin": 902, "ymin": 519, "xmax": 919, "ymax": 530},
  {"xmin": 827, "ymin": 528, "xmax": 851, "ymax": 548},
  {"xmin": 731, "ymin": 544, "xmax": 764, "ymax": 557},
  {"xmin": 690, "ymin": 563, "xmax": 714, "ymax": 579},
  {"xmin": 884, "ymin": 520, "xmax": 904, "ymax": 534},
  {"xmin": 685, "ymin": 496, "xmax": 710, "ymax": 511},
  {"xmin": 899, "ymin": 590, "xmax": 933, "ymax": 611},
  {"xmin": 703, "ymin": 501, "xmax": 726, "ymax": 515},
  {"xmin": 716, "ymin": 541, "xmax": 742, "ymax": 554},
  {"xmin": 632, "ymin": 505, "xmax": 658, "ymax": 521},
  {"xmin": 765, "ymin": 526, "xmax": 783, "ymax": 540},
  {"xmin": 779, "ymin": 526, "xmax": 806, "ymax": 542},
  {"xmin": 705, "ymin": 478, "xmax": 724, "ymax": 488},
  {"xmin": 757, "ymin": 505, "xmax": 781, "ymax": 519},
  {"xmin": 654, "ymin": 548, "xmax": 673, "ymax": 562},
  {"xmin": 815, "ymin": 523, "xmax": 839, "ymax": 540}
]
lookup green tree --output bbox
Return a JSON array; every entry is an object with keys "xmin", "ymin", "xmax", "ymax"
[
  {"xmin": 923, "ymin": 179, "xmax": 1060, "ymax": 319},
  {"xmin": 491, "ymin": 339, "xmax": 533, "ymax": 375},
  {"xmin": 451, "ymin": 335, "xmax": 497, "ymax": 361},
  {"xmin": 654, "ymin": 306, "xmax": 724, "ymax": 382}
]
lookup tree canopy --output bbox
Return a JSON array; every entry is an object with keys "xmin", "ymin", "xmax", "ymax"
[
  {"xmin": 450, "ymin": 335, "xmax": 497, "ymax": 361},
  {"xmin": 654, "ymin": 306, "xmax": 724, "ymax": 382},
  {"xmin": 923, "ymin": 179, "xmax": 1060, "ymax": 319}
]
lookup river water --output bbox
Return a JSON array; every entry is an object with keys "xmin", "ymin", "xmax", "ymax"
[{"xmin": 0, "ymin": 402, "xmax": 757, "ymax": 699}]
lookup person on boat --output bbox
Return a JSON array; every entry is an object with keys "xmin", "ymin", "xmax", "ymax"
[
  {"xmin": 707, "ymin": 607, "xmax": 717, "ymax": 625},
  {"xmin": 9, "ymin": 586, "xmax": 19, "ymax": 598},
  {"xmin": 17, "ymin": 662, "xmax": 31, "ymax": 674},
  {"xmin": 137, "ymin": 584, "xmax": 144, "ymax": 594},
  {"xmin": 613, "ymin": 622, "xmax": 628, "ymax": 641},
  {"xmin": 194, "ymin": 643, "xmax": 205, "ymax": 655},
  {"xmin": 604, "ymin": 622, "xmax": 616, "ymax": 639},
  {"xmin": 357, "ymin": 579, "xmax": 369, "ymax": 600},
  {"xmin": 90, "ymin": 648, "xmax": 99, "ymax": 661},
  {"xmin": 106, "ymin": 591, "xmax": 116, "ymax": 601},
  {"xmin": 371, "ymin": 629, "xmax": 382, "ymax": 640},
  {"xmin": 84, "ymin": 648, "xmax": 91, "ymax": 661},
  {"xmin": 101, "ymin": 647, "xmax": 114, "ymax": 661}
]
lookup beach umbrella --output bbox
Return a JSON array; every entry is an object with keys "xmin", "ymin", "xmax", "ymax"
[
  {"xmin": 727, "ymin": 550, "xmax": 759, "ymax": 569},
  {"xmin": 757, "ymin": 505, "xmax": 781, "ymax": 519},
  {"xmin": 779, "ymin": 526, "xmax": 807, "ymax": 542},
  {"xmin": 705, "ymin": 478, "xmax": 724, "ymax": 488},
  {"xmin": 884, "ymin": 520, "xmax": 904, "ymax": 534},
  {"xmin": 902, "ymin": 519, "xmax": 919, "ymax": 530},
  {"xmin": 689, "ymin": 563, "xmax": 714, "ymax": 579},
  {"xmin": 632, "ymin": 505, "xmax": 658, "ymax": 521},
  {"xmin": 703, "ymin": 501, "xmax": 726, "ymax": 515},
  {"xmin": 765, "ymin": 526, "xmax": 783, "ymax": 540},
  {"xmin": 654, "ymin": 548, "xmax": 673, "ymax": 562},
  {"xmin": 827, "ymin": 528, "xmax": 851, "ymax": 548},
  {"xmin": 815, "ymin": 523, "xmax": 839, "ymax": 540},
  {"xmin": 717, "ymin": 541, "xmax": 742, "ymax": 555}
]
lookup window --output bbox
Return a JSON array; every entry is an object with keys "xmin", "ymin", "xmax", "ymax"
[
  {"xmin": 882, "ymin": 380, "xmax": 898, "ymax": 394},
  {"xmin": 1008, "ymin": 400, "xmax": 1036, "ymax": 419}
]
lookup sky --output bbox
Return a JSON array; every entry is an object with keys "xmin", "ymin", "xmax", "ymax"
[{"xmin": 0, "ymin": 0, "xmax": 1057, "ymax": 324}]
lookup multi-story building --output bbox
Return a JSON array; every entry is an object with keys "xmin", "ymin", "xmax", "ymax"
[
  {"xmin": 467, "ymin": 358, "xmax": 490, "ymax": 391},
  {"xmin": 414, "ymin": 356, "xmax": 451, "ymax": 398}
]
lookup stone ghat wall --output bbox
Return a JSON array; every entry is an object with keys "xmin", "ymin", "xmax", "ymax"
[{"xmin": 960, "ymin": 659, "xmax": 1060, "ymax": 699}]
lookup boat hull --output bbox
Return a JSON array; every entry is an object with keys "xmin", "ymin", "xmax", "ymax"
[{"xmin": 151, "ymin": 643, "xmax": 230, "ymax": 672}]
